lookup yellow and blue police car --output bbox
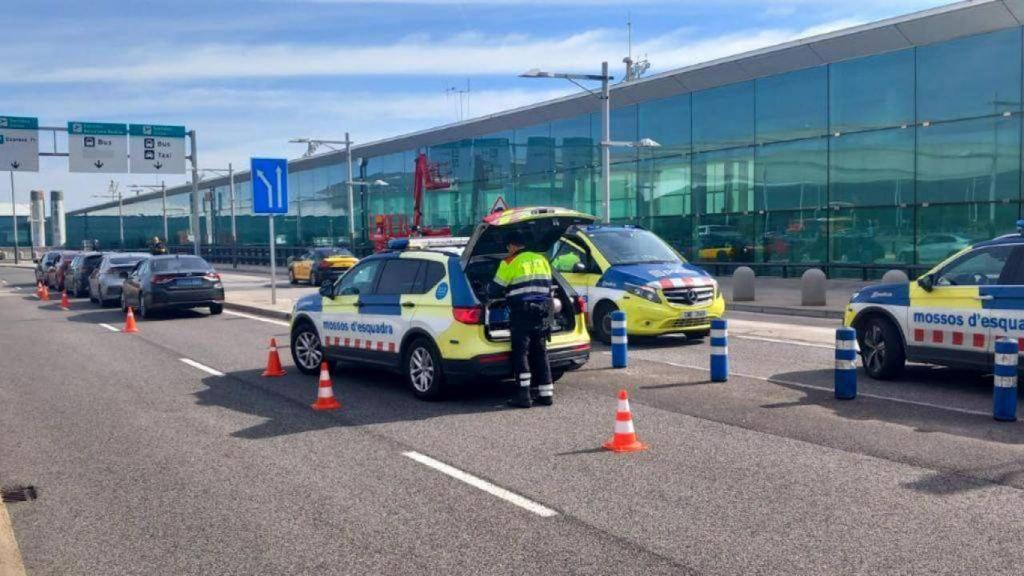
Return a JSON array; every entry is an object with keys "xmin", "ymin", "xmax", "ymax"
[
  {"xmin": 550, "ymin": 225, "xmax": 726, "ymax": 343},
  {"xmin": 845, "ymin": 222, "xmax": 1024, "ymax": 379},
  {"xmin": 289, "ymin": 207, "xmax": 593, "ymax": 400}
]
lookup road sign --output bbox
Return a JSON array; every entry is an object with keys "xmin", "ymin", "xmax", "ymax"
[
  {"xmin": 68, "ymin": 121, "xmax": 128, "ymax": 173},
  {"xmin": 0, "ymin": 116, "xmax": 39, "ymax": 172},
  {"xmin": 250, "ymin": 157, "xmax": 289, "ymax": 214},
  {"xmin": 490, "ymin": 195, "xmax": 508, "ymax": 213},
  {"xmin": 129, "ymin": 124, "xmax": 185, "ymax": 174}
]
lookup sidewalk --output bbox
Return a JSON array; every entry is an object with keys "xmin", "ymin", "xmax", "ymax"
[{"xmin": 716, "ymin": 275, "xmax": 866, "ymax": 320}]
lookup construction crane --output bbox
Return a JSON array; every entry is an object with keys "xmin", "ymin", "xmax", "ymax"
[{"xmin": 369, "ymin": 152, "xmax": 453, "ymax": 252}]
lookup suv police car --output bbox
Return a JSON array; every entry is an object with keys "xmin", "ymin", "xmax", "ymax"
[
  {"xmin": 551, "ymin": 225, "xmax": 725, "ymax": 343},
  {"xmin": 845, "ymin": 223, "xmax": 1024, "ymax": 379},
  {"xmin": 289, "ymin": 207, "xmax": 593, "ymax": 400}
]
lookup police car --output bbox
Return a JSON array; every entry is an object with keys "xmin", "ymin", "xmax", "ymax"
[
  {"xmin": 550, "ymin": 225, "xmax": 725, "ymax": 343},
  {"xmin": 289, "ymin": 207, "xmax": 592, "ymax": 400},
  {"xmin": 845, "ymin": 222, "xmax": 1024, "ymax": 379}
]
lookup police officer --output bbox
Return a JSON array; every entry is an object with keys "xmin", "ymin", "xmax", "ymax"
[
  {"xmin": 491, "ymin": 231, "xmax": 554, "ymax": 408},
  {"xmin": 150, "ymin": 236, "xmax": 167, "ymax": 255}
]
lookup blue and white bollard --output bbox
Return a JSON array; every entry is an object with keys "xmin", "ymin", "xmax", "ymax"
[
  {"xmin": 611, "ymin": 310, "xmax": 628, "ymax": 368},
  {"xmin": 834, "ymin": 328, "xmax": 857, "ymax": 400},
  {"xmin": 710, "ymin": 319, "xmax": 728, "ymax": 382},
  {"xmin": 993, "ymin": 338, "xmax": 1018, "ymax": 422}
]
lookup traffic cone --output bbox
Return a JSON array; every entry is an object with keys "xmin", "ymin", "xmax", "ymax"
[
  {"xmin": 35, "ymin": 281, "xmax": 42, "ymax": 298},
  {"xmin": 40, "ymin": 284, "xmax": 49, "ymax": 301},
  {"xmin": 602, "ymin": 390, "xmax": 648, "ymax": 453},
  {"xmin": 261, "ymin": 337, "xmax": 287, "ymax": 377},
  {"xmin": 123, "ymin": 306, "xmax": 139, "ymax": 333},
  {"xmin": 60, "ymin": 291, "xmax": 70, "ymax": 310},
  {"xmin": 311, "ymin": 362, "xmax": 341, "ymax": 411}
]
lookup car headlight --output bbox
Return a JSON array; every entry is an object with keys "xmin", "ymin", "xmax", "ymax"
[
  {"xmin": 625, "ymin": 282, "xmax": 661, "ymax": 303},
  {"xmin": 711, "ymin": 279, "xmax": 721, "ymax": 300}
]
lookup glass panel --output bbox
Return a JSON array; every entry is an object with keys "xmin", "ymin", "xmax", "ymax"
[
  {"xmin": 916, "ymin": 115, "xmax": 1021, "ymax": 204},
  {"xmin": 756, "ymin": 138, "xmax": 827, "ymax": 212},
  {"xmin": 551, "ymin": 116, "xmax": 594, "ymax": 170},
  {"xmin": 829, "ymin": 206, "xmax": 914, "ymax": 265},
  {"xmin": 829, "ymin": 50, "xmax": 914, "ymax": 133},
  {"xmin": 608, "ymin": 160, "xmax": 637, "ymax": 222},
  {"xmin": 760, "ymin": 209, "xmax": 827, "ymax": 263},
  {"xmin": 917, "ymin": 27, "xmax": 1022, "ymax": 122},
  {"xmin": 609, "ymin": 106, "xmax": 638, "ymax": 163},
  {"xmin": 756, "ymin": 66, "xmax": 827, "ymax": 143},
  {"xmin": 829, "ymin": 128, "xmax": 914, "ymax": 207},
  {"xmin": 638, "ymin": 94, "xmax": 690, "ymax": 157},
  {"xmin": 693, "ymin": 81, "xmax": 754, "ymax": 151},
  {"xmin": 916, "ymin": 202, "xmax": 1020, "ymax": 266},
  {"xmin": 637, "ymin": 154, "xmax": 692, "ymax": 230},
  {"xmin": 513, "ymin": 123, "xmax": 550, "ymax": 176},
  {"xmin": 693, "ymin": 147, "xmax": 755, "ymax": 215},
  {"xmin": 693, "ymin": 213, "xmax": 757, "ymax": 263}
]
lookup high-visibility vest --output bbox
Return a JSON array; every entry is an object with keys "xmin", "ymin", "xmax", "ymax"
[{"xmin": 493, "ymin": 251, "xmax": 552, "ymax": 301}]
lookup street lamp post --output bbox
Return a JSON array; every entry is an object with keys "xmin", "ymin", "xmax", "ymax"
[
  {"xmin": 288, "ymin": 135, "xmax": 359, "ymax": 248},
  {"xmin": 127, "ymin": 182, "xmax": 170, "ymax": 246},
  {"xmin": 9, "ymin": 171, "xmax": 18, "ymax": 264},
  {"xmin": 197, "ymin": 165, "xmax": 238, "ymax": 267}
]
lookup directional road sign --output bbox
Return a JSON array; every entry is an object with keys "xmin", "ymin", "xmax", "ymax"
[
  {"xmin": 0, "ymin": 116, "xmax": 40, "ymax": 172},
  {"xmin": 129, "ymin": 124, "xmax": 186, "ymax": 174},
  {"xmin": 250, "ymin": 158, "xmax": 289, "ymax": 214},
  {"xmin": 68, "ymin": 121, "xmax": 128, "ymax": 173}
]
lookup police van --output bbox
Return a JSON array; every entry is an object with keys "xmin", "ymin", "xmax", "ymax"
[
  {"xmin": 845, "ymin": 223, "xmax": 1024, "ymax": 379},
  {"xmin": 289, "ymin": 207, "xmax": 592, "ymax": 400},
  {"xmin": 550, "ymin": 225, "xmax": 725, "ymax": 343}
]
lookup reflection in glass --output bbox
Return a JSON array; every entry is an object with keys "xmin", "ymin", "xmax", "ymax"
[
  {"xmin": 830, "ymin": 128, "xmax": 914, "ymax": 207},
  {"xmin": 917, "ymin": 115, "xmax": 1021, "ymax": 204},
  {"xmin": 693, "ymin": 81, "xmax": 754, "ymax": 151},
  {"xmin": 829, "ymin": 50, "xmax": 914, "ymax": 133},
  {"xmin": 756, "ymin": 66, "xmax": 827, "ymax": 143}
]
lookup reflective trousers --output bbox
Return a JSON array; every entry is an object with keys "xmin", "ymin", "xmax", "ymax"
[{"xmin": 509, "ymin": 299, "xmax": 553, "ymax": 398}]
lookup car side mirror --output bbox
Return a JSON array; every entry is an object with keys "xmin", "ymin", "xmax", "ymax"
[
  {"xmin": 917, "ymin": 274, "xmax": 934, "ymax": 292},
  {"xmin": 572, "ymin": 262, "xmax": 587, "ymax": 273},
  {"xmin": 319, "ymin": 282, "xmax": 335, "ymax": 299}
]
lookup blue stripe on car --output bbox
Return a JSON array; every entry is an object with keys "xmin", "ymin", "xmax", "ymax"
[
  {"xmin": 980, "ymin": 286, "xmax": 1024, "ymax": 309},
  {"xmin": 295, "ymin": 293, "xmax": 323, "ymax": 312},
  {"xmin": 850, "ymin": 283, "xmax": 910, "ymax": 305},
  {"xmin": 447, "ymin": 255, "xmax": 477, "ymax": 306}
]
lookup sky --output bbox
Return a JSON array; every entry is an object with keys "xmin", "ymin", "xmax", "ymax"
[{"xmin": 2, "ymin": 0, "xmax": 950, "ymax": 211}]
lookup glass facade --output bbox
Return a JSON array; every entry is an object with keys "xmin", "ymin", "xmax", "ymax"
[{"xmin": 68, "ymin": 26, "xmax": 1024, "ymax": 272}]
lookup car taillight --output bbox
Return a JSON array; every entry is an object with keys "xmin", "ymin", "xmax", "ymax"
[
  {"xmin": 152, "ymin": 275, "xmax": 175, "ymax": 285},
  {"xmin": 205, "ymin": 272, "xmax": 221, "ymax": 282},
  {"xmin": 573, "ymin": 295, "xmax": 586, "ymax": 315},
  {"xmin": 452, "ymin": 306, "xmax": 483, "ymax": 325}
]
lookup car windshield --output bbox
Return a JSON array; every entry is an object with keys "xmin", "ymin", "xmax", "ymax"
[
  {"xmin": 109, "ymin": 257, "xmax": 145, "ymax": 267},
  {"xmin": 316, "ymin": 248, "xmax": 353, "ymax": 258},
  {"xmin": 586, "ymin": 228, "xmax": 682, "ymax": 265},
  {"xmin": 152, "ymin": 256, "xmax": 211, "ymax": 273}
]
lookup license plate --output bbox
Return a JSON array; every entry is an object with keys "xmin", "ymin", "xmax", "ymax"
[
  {"xmin": 681, "ymin": 310, "xmax": 707, "ymax": 320},
  {"xmin": 177, "ymin": 278, "xmax": 203, "ymax": 287}
]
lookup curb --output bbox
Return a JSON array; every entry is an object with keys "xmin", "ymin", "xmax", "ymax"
[
  {"xmin": 728, "ymin": 302, "xmax": 845, "ymax": 320},
  {"xmin": 223, "ymin": 301, "xmax": 291, "ymax": 322}
]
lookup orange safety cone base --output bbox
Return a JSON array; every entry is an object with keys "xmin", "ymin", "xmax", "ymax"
[
  {"xmin": 602, "ymin": 438, "xmax": 648, "ymax": 453},
  {"xmin": 123, "ymin": 307, "xmax": 139, "ymax": 333},
  {"xmin": 261, "ymin": 338, "xmax": 287, "ymax": 377},
  {"xmin": 262, "ymin": 368, "xmax": 287, "ymax": 377},
  {"xmin": 311, "ymin": 397, "xmax": 341, "ymax": 411},
  {"xmin": 60, "ymin": 292, "xmax": 70, "ymax": 310}
]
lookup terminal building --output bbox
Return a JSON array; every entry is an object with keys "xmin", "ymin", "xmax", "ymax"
[{"xmin": 66, "ymin": 0, "xmax": 1024, "ymax": 275}]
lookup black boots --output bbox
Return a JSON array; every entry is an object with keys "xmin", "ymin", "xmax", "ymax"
[{"xmin": 507, "ymin": 388, "xmax": 532, "ymax": 409}]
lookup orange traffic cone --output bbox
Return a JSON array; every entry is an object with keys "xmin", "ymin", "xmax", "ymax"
[
  {"xmin": 311, "ymin": 362, "xmax": 341, "ymax": 411},
  {"xmin": 123, "ymin": 306, "xmax": 139, "ymax": 333},
  {"xmin": 261, "ymin": 337, "xmax": 287, "ymax": 377},
  {"xmin": 40, "ymin": 284, "xmax": 49, "ymax": 301},
  {"xmin": 602, "ymin": 390, "xmax": 648, "ymax": 453},
  {"xmin": 35, "ymin": 281, "xmax": 43, "ymax": 298},
  {"xmin": 60, "ymin": 291, "xmax": 70, "ymax": 310}
]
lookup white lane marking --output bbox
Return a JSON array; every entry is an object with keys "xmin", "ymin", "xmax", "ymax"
[
  {"xmin": 732, "ymin": 335, "xmax": 834, "ymax": 350},
  {"xmin": 224, "ymin": 309, "xmax": 290, "ymax": 327},
  {"xmin": 403, "ymin": 451, "xmax": 558, "ymax": 518},
  {"xmin": 179, "ymin": 358, "xmax": 226, "ymax": 377},
  {"xmin": 99, "ymin": 323, "xmax": 121, "ymax": 333},
  {"xmin": 606, "ymin": 352, "xmax": 993, "ymax": 418}
]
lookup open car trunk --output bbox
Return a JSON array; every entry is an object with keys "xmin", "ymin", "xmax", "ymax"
[{"xmin": 461, "ymin": 207, "xmax": 596, "ymax": 341}]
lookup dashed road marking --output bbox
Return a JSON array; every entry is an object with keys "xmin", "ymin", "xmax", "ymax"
[
  {"xmin": 179, "ymin": 358, "xmax": 225, "ymax": 377},
  {"xmin": 224, "ymin": 310, "xmax": 290, "ymax": 327},
  {"xmin": 99, "ymin": 323, "xmax": 121, "ymax": 333},
  {"xmin": 0, "ymin": 499, "xmax": 27, "ymax": 576},
  {"xmin": 403, "ymin": 451, "xmax": 558, "ymax": 518}
]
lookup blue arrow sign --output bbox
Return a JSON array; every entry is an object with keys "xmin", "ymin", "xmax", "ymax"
[{"xmin": 250, "ymin": 157, "xmax": 288, "ymax": 214}]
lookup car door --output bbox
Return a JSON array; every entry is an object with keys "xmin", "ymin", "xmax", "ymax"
[
  {"xmin": 979, "ymin": 244, "xmax": 1024, "ymax": 358},
  {"xmin": 321, "ymin": 258, "xmax": 385, "ymax": 363},
  {"xmin": 367, "ymin": 258, "xmax": 426, "ymax": 362},
  {"xmin": 551, "ymin": 236, "xmax": 599, "ymax": 303},
  {"xmin": 297, "ymin": 251, "xmax": 314, "ymax": 281}
]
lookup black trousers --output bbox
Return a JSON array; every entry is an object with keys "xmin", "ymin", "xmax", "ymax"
[{"xmin": 509, "ymin": 299, "xmax": 552, "ymax": 394}]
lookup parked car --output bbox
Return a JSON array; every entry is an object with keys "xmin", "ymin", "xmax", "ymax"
[
  {"xmin": 34, "ymin": 251, "xmax": 60, "ymax": 285},
  {"xmin": 288, "ymin": 247, "xmax": 359, "ymax": 286},
  {"xmin": 121, "ymin": 254, "xmax": 225, "ymax": 318},
  {"xmin": 89, "ymin": 253, "xmax": 151, "ymax": 306},
  {"xmin": 47, "ymin": 250, "xmax": 81, "ymax": 291},
  {"xmin": 897, "ymin": 233, "xmax": 972, "ymax": 265},
  {"xmin": 65, "ymin": 252, "xmax": 103, "ymax": 297}
]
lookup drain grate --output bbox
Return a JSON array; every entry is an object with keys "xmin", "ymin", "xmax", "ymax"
[{"xmin": 1, "ymin": 485, "xmax": 38, "ymax": 503}]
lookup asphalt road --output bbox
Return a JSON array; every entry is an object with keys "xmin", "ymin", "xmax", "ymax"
[{"xmin": 3, "ymin": 266, "xmax": 1024, "ymax": 575}]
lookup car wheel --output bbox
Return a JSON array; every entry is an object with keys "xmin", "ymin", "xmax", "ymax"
[
  {"xmin": 591, "ymin": 302, "xmax": 617, "ymax": 345},
  {"xmin": 288, "ymin": 269, "xmax": 298, "ymax": 285},
  {"xmin": 858, "ymin": 315, "xmax": 905, "ymax": 380},
  {"xmin": 405, "ymin": 337, "xmax": 445, "ymax": 400},
  {"xmin": 290, "ymin": 322, "xmax": 323, "ymax": 375},
  {"xmin": 209, "ymin": 303, "xmax": 223, "ymax": 315}
]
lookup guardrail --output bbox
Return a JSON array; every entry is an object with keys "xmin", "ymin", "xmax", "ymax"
[
  {"xmin": 692, "ymin": 261, "xmax": 934, "ymax": 281},
  {"xmin": 166, "ymin": 244, "xmax": 309, "ymax": 268}
]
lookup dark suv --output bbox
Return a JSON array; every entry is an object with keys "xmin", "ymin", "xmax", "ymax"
[
  {"xmin": 121, "ymin": 255, "xmax": 225, "ymax": 318},
  {"xmin": 65, "ymin": 252, "xmax": 103, "ymax": 297}
]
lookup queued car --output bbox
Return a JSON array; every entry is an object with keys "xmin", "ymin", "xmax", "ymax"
[
  {"xmin": 47, "ymin": 250, "xmax": 81, "ymax": 291},
  {"xmin": 288, "ymin": 247, "xmax": 359, "ymax": 286},
  {"xmin": 89, "ymin": 253, "xmax": 150, "ymax": 306},
  {"xmin": 65, "ymin": 252, "xmax": 103, "ymax": 297},
  {"xmin": 34, "ymin": 251, "xmax": 60, "ymax": 285},
  {"xmin": 121, "ymin": 254, "xmax": 225, "ymax": 318},
  {"xmin": 550, "ymin": 225, "xmax": 725, "ymax": 343},
  {"xmin": 845, "ymin": 222, "xmax": 1024, "ymax": 379},
  {"xmin": 289, "ymin": 206, "xmax": 592, "ymax": 400}
]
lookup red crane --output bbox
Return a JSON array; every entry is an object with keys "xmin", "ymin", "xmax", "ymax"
[{"xmin": 369, "ymin": 153, "xmax": 452, "ymax": 252}]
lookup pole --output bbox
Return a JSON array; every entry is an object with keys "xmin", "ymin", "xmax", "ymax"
[
  {"xmin": 161, "ymin": 181, "xmax": 168, "ymax": 244},
  {"xmin": 188, "ymin": 129, "xmax": 201, "ymax": 256},
  {"xmin": 345, "ymin": 132, "xmax": 356, "ymax": 247},
  {"xmin": 229, "ymin": 163, "xmax": 237, "ymax": 269},
  {"xmin": 9, "ymin": 171, "xmax": 18, "ymax": 264},
  {"xmin": 117, "ymin": 187, "xmax": 124, "ymax": 248},
  {"xmin": 601, "ymin": 61, "xmax": 611, "ymax": 224},
  {"xmin": 268, "ymin": 215, "xmax": 277, "ymax": 305}
]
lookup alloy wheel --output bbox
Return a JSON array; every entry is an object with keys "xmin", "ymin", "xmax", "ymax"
[
  {"xmin": 862, "ymin": 324, "xmax": 886, "ymax": 375},
  {"xmin": 294, "ymin": 330, "xmax": 323, "ymax": 371},
  {"xmin": 409, "ymin": 347, "xmax": 435, "ymax": 393}
]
